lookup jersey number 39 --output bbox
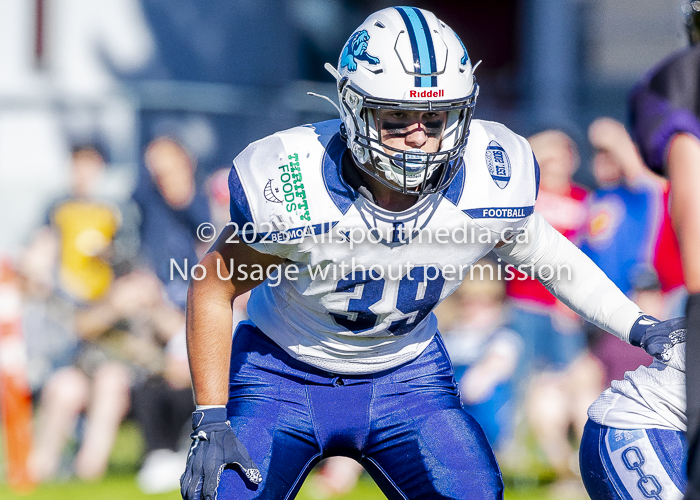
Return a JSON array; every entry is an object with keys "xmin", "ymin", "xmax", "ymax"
[{"xmin": 329, "ymin": 267, "xmax": 446, "ymax": 335}]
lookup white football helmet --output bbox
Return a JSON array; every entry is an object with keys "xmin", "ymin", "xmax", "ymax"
[{"xmin": 334, "ymin": 7, "xmax": 478, "ymax": 195}]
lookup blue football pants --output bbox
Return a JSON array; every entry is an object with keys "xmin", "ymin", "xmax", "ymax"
[
  {"xmin": 580, "ymin": 419, "xmax": 686, "ymax": 500},
  {"xmin": 217, "ymin": 322, "xmax": 503, "ymax": 500}
]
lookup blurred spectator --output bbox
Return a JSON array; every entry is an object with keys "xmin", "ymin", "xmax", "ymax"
[
  {"xmin": 45, "ymin": 145, "xmax": 121, "ymax": 303},
  {"xmin": 206, "ymin": 167, "xmax": 233, "ymax": 232},
  {"xmin": 507, "ymin": 130, "xmax": 589, "ymax": 377},
  {"xmin": 508, "ymin": 130, "xmax": 600, "ymax": 480},
  {"xmin": 127, "ymin": 134, "xmax": 213, "ymax": 493},
  {"xmin": 28, "ymin": 270, "xmax": 186, "ymax": 483},
  {"xmin": 22, "ymin": 144, "xmax": 192, "ymax": 486},
  {"xmin": 133, "ymin": 165, "xmax": 249, "ymax": 491},
  {"xmin": 580, "ymin": 117, "xmax": 684, "ymax": 386},
  {"xmin": 438, "ymin": 259, "xmax": 522, "ymax": 452},
  {"xmin": 23, "ymin": 145, "xmax": 132, "ymax": 482},
  {"xmin": 18, "ymin": 227, "xmax": 78, "ymax": 396},
  {"xmin": 132, "ymin": 136, "xmax": 211, "ymax": 311},
  {"xmin": 136, "ymin": 167, "xmax": 249, "ymax": 494}
]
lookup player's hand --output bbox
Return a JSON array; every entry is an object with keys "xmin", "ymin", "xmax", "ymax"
[
  {"xmin": 629, "ymin": 315, "xmax": 686, "ymax": 371},
  {"xmin": 180, "ymin": 408, "xmax": 262, "ymax": 500}
]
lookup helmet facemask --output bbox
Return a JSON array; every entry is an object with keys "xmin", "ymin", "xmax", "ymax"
[{"xmin": 340, "ymin": 80, "xmax": 478, "ymax": 196}]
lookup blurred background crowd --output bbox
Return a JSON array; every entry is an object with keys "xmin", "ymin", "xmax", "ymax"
[{"xmin": 0, "ymin": 0, "xmax": 691, "ymax": 498}]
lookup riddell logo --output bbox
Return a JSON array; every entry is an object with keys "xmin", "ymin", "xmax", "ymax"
[{"xmin": 409, "ymin": 89, "xmax": 444, "ymax": 98}]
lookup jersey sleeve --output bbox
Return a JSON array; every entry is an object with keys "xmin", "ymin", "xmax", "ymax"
[
  {"xmin": 228, "ymin": 134, "xmax": 304, "ymax": 259},
  {"xmin": 457, "ymin": 120, "xmax": 539, "ymax": 237},
  {"xmin": 494, "ymin": 211, "xmax": 643, "ymax": 342},
  {"xmin": 228, "ymin": 124, "xmax": 347, "ymax": 260}
]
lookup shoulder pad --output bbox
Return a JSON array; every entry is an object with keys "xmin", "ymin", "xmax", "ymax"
[
  {"xmin": 454, "ymin": 119, "xmax": 539, "ymax": 234},
  {"xmin": 229, "ymin": 120, "xmax": 359, "ymax": 249}
]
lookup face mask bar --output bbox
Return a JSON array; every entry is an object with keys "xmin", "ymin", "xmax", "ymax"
[
  {"xmin": 363, "ymin": 116, "xmax": 463, "ymax": 193},
  {"xmin": 341, "ymin": 80, "xmax": 478, "ymax": 196}
]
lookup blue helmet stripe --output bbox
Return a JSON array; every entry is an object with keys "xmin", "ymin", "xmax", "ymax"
[
  {"xmin": 395, "ymin": 7, "xmax": 437, "ymax": 87},
  {"xmin": 411, "ymin": 7, "xmax": 438, "ymax": 87},
  {"xmin": 394, "ymin": 7, "xmax": 421, "ymax": 86}
]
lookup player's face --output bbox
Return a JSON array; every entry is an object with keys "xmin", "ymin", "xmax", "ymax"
[{"xmin": 378, "ymin": 110, "xmax": 447, "ymax": 153}]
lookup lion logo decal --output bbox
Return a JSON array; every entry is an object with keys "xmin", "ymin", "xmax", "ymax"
[{"xmin": 340, "ymin": 30, "xmax": 380, "ymax": 72}]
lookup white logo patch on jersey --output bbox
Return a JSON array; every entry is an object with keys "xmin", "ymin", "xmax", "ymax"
[{"xmin": 485, "ymin": 141, "xmax": 511, "ymax": 189}]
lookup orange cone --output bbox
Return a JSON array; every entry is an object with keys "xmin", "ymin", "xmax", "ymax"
[{"xmin": 0, "ymin": 258, "xmax": 35, "ymax": 493}]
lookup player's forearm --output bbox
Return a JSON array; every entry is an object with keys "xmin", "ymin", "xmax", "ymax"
[
  {"xmin": 186, "ymin": 252, "xmax": 236, "ymax": 405},
  {"xmin": 495, "ymin": 212, "xmax": 642, "ymax": 342},
  {"xmin": 668, "ymin": 133, "xmax": 700, "ymax": 293}
]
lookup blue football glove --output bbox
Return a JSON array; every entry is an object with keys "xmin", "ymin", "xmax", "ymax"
[
  {"xmin": 180, "ymin": 408, "xmax": 262, "ymax": 500},
  {"xmin": 629, "ymin": 315, "xmax": 686, "ymax": 371}
]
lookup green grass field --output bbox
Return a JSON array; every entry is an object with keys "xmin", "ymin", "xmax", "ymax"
[
  {"xmin": 0, "ymin": 421, "xmax": 586, "ymax": 499},
  {"xmin": 0, "ymin": 475, "xmax": 561, "ymax": 500}
]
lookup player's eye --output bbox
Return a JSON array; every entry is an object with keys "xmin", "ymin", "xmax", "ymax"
[
  {"xmin": 378, "ymin": 111, "xmax": 446, "ymax": 139},
  {"xmin": 383, "ymin": 111, "xmax": 407, "ymax": 121},
  {"xmin": 422, "ymin": 119, "xmax": 446, "ymax": 137},
  {"xmin": 380, "ymin": 120, "xmax": 414, "ymax": 138},
  {"xmin": 421, "ymin": 113, "xmax": 447, "ymax": 137}
]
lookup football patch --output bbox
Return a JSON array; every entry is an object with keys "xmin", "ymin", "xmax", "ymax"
[{"xmin": 485, "ymin": 141, "xmax": 511, "ymax": 189}]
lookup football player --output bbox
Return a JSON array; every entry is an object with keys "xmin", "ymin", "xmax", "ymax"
[
  {"xmin": 580, "ymin": 328, "xmax": 686, "ymax": 500},
  {"xmin": 630, "ymin": 3, "xmax": 700, "ymax": 498},
  {"xmin": 181, "ymin": 7, "xmax": 685, "ymax": 500}
]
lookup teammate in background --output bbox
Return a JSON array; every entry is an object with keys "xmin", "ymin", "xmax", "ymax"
[
  {"xmin": 580, "ymin": 339, "xmax": 686, "ymax": 499},
  {"xmin": 629, "ymin": 4, "xmax": 700, "ymax": 497},
  {"xmin": 181, "ymin": 7, "xmax": 685, "ymax": 499}
]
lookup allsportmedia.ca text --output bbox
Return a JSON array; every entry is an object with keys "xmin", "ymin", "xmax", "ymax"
[
  {"xmin": 197, "ymin": 220, "xmax": 530, "ymax": 249},
  {"xmin": 170, "ymin": 257, "xmax": 572, "ymax": 287}
]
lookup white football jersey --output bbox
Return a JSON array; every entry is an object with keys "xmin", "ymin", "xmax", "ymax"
[
  {"xmin": 229, "ymin": 119, "xmax": 538, "ymax": 374},
  {"xmin": 588, "ymin": 353, "xmax": 686, "ymax": 432}
]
